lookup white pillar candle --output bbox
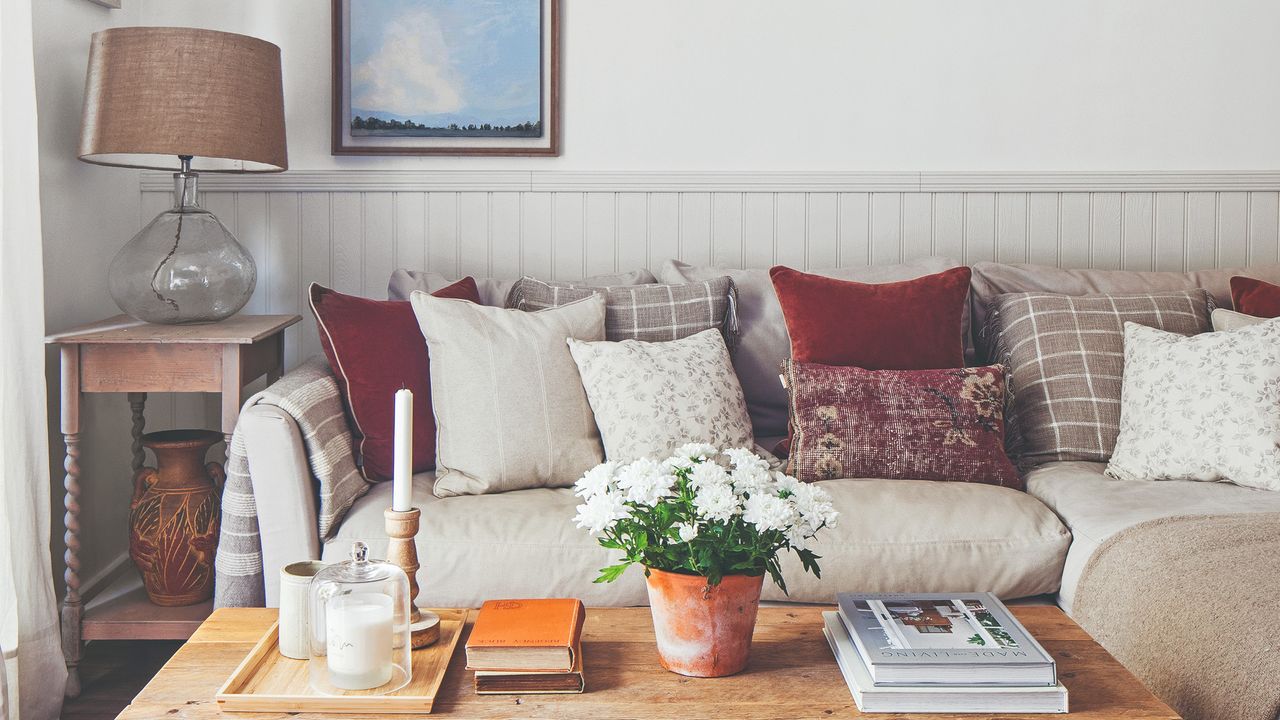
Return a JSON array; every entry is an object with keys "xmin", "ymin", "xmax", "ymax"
[
  {"xmin": 326, "ymin": 593, "xmax": 394, "ymax": 690},
  {"xmin": 392, "ymin": 388, "xmax": 413, "ymax": 512}
]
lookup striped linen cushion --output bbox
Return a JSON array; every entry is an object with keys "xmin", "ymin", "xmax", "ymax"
[
  {"xmin": 987, "ymin": 290, "xmax": 1213, "ymax": 467},
  {"xmin": 506, "ymin": 275, "xmax": 738, "ymax": 347}
]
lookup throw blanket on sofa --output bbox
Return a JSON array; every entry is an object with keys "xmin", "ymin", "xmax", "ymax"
[
  {"xmin": 214, "ymin": 357, "xmax": 369, "ymax": 607},
  {"xmin": 1073, "ymin": 512, "xmax": 1280, "ymax": 720}
]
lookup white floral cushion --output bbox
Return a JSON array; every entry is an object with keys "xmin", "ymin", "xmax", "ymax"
[
  {"xmin": 1106, "ymin": 317, "xmax": 1280, "ymax": 491},
  {"xmin": 567, "ymin": 329, "xmax": 754, "ymax": 463}
]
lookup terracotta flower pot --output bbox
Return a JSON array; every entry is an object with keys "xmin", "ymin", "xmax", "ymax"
[
  {"xmin": 129, "ymin": 429, "xmax": 224, "ymax": 606},
  {"xmin": 644, "ymin": 567, "xmax": 764, "ymax": 677}
]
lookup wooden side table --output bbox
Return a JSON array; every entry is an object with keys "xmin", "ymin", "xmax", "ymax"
[{"xmin": 45, "ymin": 313, "xmax": 300, "ymax": 697}]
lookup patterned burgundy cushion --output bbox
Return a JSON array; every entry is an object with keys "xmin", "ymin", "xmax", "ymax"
[{"xmin": 782, "ymin": 362, "xmax": 1022, "ymax": 489}]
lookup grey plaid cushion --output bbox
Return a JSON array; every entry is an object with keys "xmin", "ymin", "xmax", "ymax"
[
  {"xmin": 987, "ymin": 289, "xmax": 1212, "ymax": 466},
  {"xmin": 506, "ymin": 276, "xmax": 738, "ymax": 347}
]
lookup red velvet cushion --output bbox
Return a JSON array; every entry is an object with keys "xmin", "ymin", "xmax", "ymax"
[
  {"xmin": 1230, "ymin": 276, "xmax": 1280, "ymax": 318},
  {"xmin": 310, "ymin": 278, "xmax": 479, "ymax": 480},
  {"xmin": 782, "ymin": 361, "xmax": 1021, "ymax": 488},
  {"xmin": 769, "ymin": 265, "xmax": 972, "ymax": 369}
]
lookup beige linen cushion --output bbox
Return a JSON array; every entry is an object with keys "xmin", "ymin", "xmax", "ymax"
[
  {"xmin": 657, "ymin": 257, "xmax": 968, "ymax": 438},
  {"xmin": 389, "ymin": 268, "xmax": 656, "ymax": 306},
  {"xmin": 567, "ymin": 329, "xmax": 753, "ymax": 463},
  {"xmin": 988, "ymin": 290, "xmax": 1213, "ymax": 467},
  {"xmin": 1212, "ymin": 308, "xmax": 1268, "ymax": 331},
  {"xmin": 970, "ymin": 261, "xmax": 1280, "ymax": 361},
  {"xmin": 410, "ymin": 292, "xmax": 606, "ymax": 496}
]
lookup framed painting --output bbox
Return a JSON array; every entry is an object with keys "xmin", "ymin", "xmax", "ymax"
[{"xmin": 332, "ymin": 0, "xmax": 559, "ymax": 156}]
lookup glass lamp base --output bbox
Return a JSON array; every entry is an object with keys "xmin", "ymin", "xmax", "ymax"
[{"xmin": 108, "ymin": 206, "xmax": 256, "ymax": 325}]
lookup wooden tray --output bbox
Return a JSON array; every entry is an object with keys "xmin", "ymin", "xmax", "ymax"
[{"xmin": 215, "ymin": 608, "xmax": 467, "ymax": 714}]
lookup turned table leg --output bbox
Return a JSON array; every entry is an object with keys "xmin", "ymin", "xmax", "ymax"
[
  {"xmin": 128, "ymin": 392, "xmax": 147, "ymax": 474},
  {"xmin": 60, "ymin": 346, "xmax": 82, "ymax": 698}
]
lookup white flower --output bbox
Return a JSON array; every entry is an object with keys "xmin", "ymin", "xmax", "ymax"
[
  {"xmin": 688, "ymin": 460, "xmax": 730, "ymax": 490},
  {"xmin": 729, "ymin": 465, "xmax": 773, "ymax": 497},
  {"xmin": 693, "ymin": 482, "xmax": 740, "ymax": 522},
  {"xmin": 772, "ymin": 472, "xmax": 804, "ymax": 497},
  {"xmin": 789, "ymin": 482, "xmax": 839, "ymax": 532},
  {"xmin": 676, "ymin": 523, "xmax": 699, "ymax": 542},
  {"xmin": 743, "ymin": 493, "xmax": 798, "ymax": 533},
  {"xmin": 723, "ymin": 447, "xmax": 768, "ymax": 472},
  {"xmin": 662, "ymin": 454, "xmax": 694, "ymax": 473},
  {"xmin": 574, "ymin": 461, "xmax": 619, "ymax": 499},
  {"xmin": 616, "ymin": 458, "xmax": 677, "ymax": 506},
  {"xmin": 573, "ymin": 491, "xmax": 630, "ymax": 535},
  {"xmin": 674, "ymin": 442, "xmax": 718, "ymax": 461}
]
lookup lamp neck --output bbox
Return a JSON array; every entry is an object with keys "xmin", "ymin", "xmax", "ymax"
[{"xmin": 172, "ymin": 155, "xmax": 200, "ymax": 211}]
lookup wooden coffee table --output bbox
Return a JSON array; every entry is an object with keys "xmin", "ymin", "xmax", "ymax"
[{"xmin": 116, "ymin": 605, "xmax": 1180, "ymax": 719}]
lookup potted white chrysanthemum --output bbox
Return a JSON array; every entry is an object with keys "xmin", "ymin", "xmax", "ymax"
[{"xmin": 573, "ymin": 444, "xmax": 839, "ymax": 677}]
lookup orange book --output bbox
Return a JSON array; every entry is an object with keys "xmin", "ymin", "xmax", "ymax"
[{"xmin": 465, "ymin": 599, "xmax": 586, "ymax": 672}]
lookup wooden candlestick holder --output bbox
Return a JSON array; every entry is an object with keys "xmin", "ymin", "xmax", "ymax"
[{"xmin": 384, "ymin": 507, "xmax": 440, "ymax": 649}]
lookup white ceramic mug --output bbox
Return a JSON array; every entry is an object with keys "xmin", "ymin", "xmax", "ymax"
[{"xmin": 279, "ymin": 561, "xmax": 327, "ymax": 659}]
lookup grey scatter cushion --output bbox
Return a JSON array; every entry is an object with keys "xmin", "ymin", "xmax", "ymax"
[
  {"xmin": 567, "ymin": 329, "xmax": 753, "ymax": 463},
  {"xmin": 1212, "ymin": 308, "xmax": 1269, "ymax": 332},
  {"xmin": 657, "ymin": 257, "xmax": 968, "ymax": 439},
  {"xmin": 410, "ymin": 292, "xmax": 607, "ymax": 496},
  {"xmin": 970, "ymin": 261, "xmax": 1280, "ymax": 361},
  {"xmin": 1106, "ymin": 318, "xmax": 1280, "ymax": 491},
  {"xmin": 507, "ymin": 275, "xmax": 737, "ymax": 347},
  {"xmin": 988, "ymin": 290, "xmax": 1213, "ymax": 467},
  {"xmin": 388, "ymin": 268, "xmax": 656, "ymax": 305}
]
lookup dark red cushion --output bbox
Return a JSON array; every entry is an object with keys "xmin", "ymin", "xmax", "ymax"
[
  {"xmin": 769, "ymin": 265, "xmax": 972, "ymax": 369},
  {"xmin": 310, "ymin": 278, "xmax": 479, "ymax": 480},
  {"xmin": 782, "ymin": 361, "xmax": 1021, "ymax": 488},
  {"xmin": 1230, "ymin": 276, "xmax": 1280, "ymax": 318}
]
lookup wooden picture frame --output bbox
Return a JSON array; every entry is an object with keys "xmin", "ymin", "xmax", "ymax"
[{"xmin": 332, "ymin": 0, "xmax": 559, "ymax": 156}]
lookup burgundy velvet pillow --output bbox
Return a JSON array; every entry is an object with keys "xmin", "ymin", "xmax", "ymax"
[
  {"xmin": 310, "ymin": 278, "xmax": 480, "ymax": 480},
  {"xmin": 1231, "ymin": 276, "xmax": 1280, "ymax": 318},
  {"xmin": 782, "ymin": 361, "xmax": 1021, "ymax": 488},
  {"xmin": 769, "ymin": 265, "xmax": 972, "ymax": 369}
]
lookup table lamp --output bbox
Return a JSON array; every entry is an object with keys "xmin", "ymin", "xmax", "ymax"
[{"xmin": 78, "ymin": 27, "xmax": 287, "ymax": 324}]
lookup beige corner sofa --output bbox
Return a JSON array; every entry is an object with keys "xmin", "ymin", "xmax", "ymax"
[{"xmin": 235, "ymin": 257, "xmax": 1280, "ymax": 617}]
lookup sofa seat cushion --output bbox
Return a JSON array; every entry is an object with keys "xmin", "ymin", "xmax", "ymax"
[
  {"xmin": 1024, "ymin": 461, "xmax": 1280, "ymax": 613},
  {"xmin": 326, "ymin": 473, "xmax": 1071, "ymax": 607}
]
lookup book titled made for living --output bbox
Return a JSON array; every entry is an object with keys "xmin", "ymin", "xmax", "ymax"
[{"xmin": 836, "ymin": 592, "xmax": 1056, "ymax": 686}]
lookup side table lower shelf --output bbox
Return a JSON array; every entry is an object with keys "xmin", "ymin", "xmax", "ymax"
[{"xmin": 83, "ymin": 573, "xmax": 212, "ymax": 641}]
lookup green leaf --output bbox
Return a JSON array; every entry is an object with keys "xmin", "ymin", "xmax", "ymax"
[{"xmin": 593, "ymin": 562, "xmax": 633, "ymax": 584}]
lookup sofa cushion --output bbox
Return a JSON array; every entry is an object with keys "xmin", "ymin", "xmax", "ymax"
[
  {"xmin": 410, "ymin": 292, "xmax": 606, "ymax": 496},
  {"xmin": 988, "ymin": 290, "xmax": 1213, "ymax": 466},
  {"xmin": 1212, "ymin": 308, "xmax": 1268, "ymax": 331},
  {"xmin": 658, "ymin": 257, "xmax": 968, "ymax": 439},
  {"xmin": 310, "ymin": 279, "xmax": 480, "ymax": 479},
  {"xmin": 1230, "ymin": 276, "xmax": 1280, "ymax": 318},
  {"xmin": 508, "ymin": 275, "xmax": 738, "ymax": 346},
  {"xmin": 327, "ymin": 473, "xmax": 1070, "ymax": 606},
  {"xmin": 1025, "ymin": 461, "xmax": 1280, "ymax": 613},
  {"xmin": 567, "ymin": 329, "xmax": 753, "ymax": 463},
  {"xmin": 388, "ymin": 268, "xmax": 656, "ymax": 306},
  {"xmin": 970, "ymin": 261, "xmax": 1280, "ymax": 361},
  {"xmin": 782, "ymin": 362, "xmax": 1021, "ymax": 488}
]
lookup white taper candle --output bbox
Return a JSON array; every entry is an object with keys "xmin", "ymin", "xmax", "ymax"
[{"xmin": 392, "ymin": 388, "xmax": 413, "ymax": 511}]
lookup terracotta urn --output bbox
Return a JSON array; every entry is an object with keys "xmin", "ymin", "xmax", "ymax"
[
  {"xmin": 644, "ymin": 567, "xmax": 764, "ymax": 677},
  {"xmin": 129, "ymin": 429, "xmax": 224, "ymax": 606}
]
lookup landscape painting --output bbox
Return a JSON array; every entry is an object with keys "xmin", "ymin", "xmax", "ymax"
[{"xmin": 333, "ymin": 0, "xmax": 559, "ymax": 155}]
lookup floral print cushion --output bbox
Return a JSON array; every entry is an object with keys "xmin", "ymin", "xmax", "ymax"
[{"xmin": 781, "ymin": 362, "xmax": 1021, "ymax": 488}]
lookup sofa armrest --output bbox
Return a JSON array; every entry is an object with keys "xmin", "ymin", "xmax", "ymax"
[{"xmin": 241, "ymin": 402, "xmax": 322, "ymax": 606}]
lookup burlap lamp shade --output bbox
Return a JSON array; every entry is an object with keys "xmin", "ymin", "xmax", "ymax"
[{"xmin": 79, "ymin": 26, "xmax": 287, "ymax": 172}]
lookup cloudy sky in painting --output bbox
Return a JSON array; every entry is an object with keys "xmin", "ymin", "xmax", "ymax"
[{"xmin": 350, "ymin": 0, "xmax": 541, "ymax": 127}]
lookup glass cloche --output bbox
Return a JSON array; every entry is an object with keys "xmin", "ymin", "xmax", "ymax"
[{"xmin": 308, "ymin": 541, "xmax": 412, "ymax": 695}]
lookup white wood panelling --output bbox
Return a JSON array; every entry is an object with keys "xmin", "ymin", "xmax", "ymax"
[{"xmin": 141, "ymin": 170, "xmax": 1280, "ymax": 387}]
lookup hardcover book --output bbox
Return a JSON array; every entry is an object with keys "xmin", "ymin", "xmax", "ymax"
[
  {"xmin": 835, "ymin": 592, "xmax": 1056, "ymax": 686},
  {"xmin": 474, "ymin": 649, "xmax": 585, "ymax": 695},
  {"xmin": 823, "ymin": 612, "xmax": 1067, "ymax": 713},
  {"xmin": 466, "ymin": 598, "xmax": 586, "ymax": 673}
]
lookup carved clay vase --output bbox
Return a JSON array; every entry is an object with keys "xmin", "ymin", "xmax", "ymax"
[
  {"xmin": 644, "ymin": 567, "xmax": 763, "ymax": 677},
  {"xmin": 129, "ymin": 429, "xmax": 224, "ymax": 606}
]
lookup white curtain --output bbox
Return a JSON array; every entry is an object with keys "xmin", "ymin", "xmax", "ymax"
[{"xmin": 0, "ymin": 0, "xmax": 68, "ymax": 717}]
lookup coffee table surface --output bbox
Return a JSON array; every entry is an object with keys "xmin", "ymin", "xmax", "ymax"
[{"xmin": 116, "ymin": 605, "xmax": 1180, "ymax": 719}]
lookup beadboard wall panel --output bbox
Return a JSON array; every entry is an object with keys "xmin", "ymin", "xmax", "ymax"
[{"xmin": 140, "ymin": 171, "xmax": 1280, "ymax": 430}]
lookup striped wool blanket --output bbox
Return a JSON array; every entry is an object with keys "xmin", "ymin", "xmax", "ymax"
[{"xmin": 214, "ymin": 357, "xmax": 370, "ymax": 608}]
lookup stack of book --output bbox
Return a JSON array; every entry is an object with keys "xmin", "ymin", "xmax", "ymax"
[
  {"xmin": 824, "ymin": 592, "xmax": 1068, "ymax": 714},
  {"xmin": 465, "ymin": 598, "xmax": 586, "ymax": 695}
]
